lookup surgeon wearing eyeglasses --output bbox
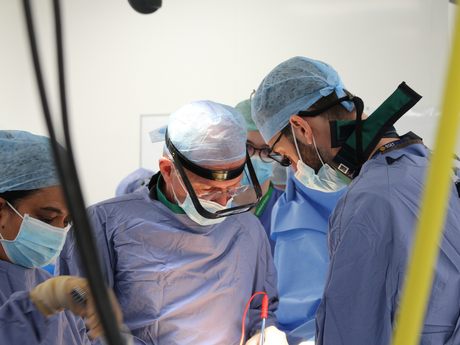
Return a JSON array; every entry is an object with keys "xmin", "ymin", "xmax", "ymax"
[
  {"xmin": 250, "ymin": 58, "xmax": 350, "ymax": 344},
  {"xmin": 56, "ymin": 100, "xmax": 288, "ymax": 345},
  {"xmin": 233, "ymin": 97, "xmax": 285, "ymax": 257},
  {"xmin": 252, "ymin": 56, "xmax": 460, "ymax": 345}
]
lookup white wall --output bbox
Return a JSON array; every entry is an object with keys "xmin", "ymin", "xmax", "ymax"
[{"xmin": 0, "ymin": 0, "xmax": 454, "ymax": 205}]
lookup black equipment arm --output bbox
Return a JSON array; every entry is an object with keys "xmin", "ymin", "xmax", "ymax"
[{"xmin": 22, "ymin": 1, "xmax": 124, "ymax": 344}]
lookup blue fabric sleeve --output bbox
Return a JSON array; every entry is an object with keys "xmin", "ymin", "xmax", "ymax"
[
  {"xmin": 245, "ymin": 220, "xmax": 279, "ymax": 338},
  {"xmin": 56, "ymin": 206, "xmax": 114, "ymax": 288},
  {"xmin": 55, "ymin": 207, "xmax": 149, "ymax": 345},
  {"xmin": 0, "ymin": 290, "xmax": 94, "ymax": 345},
  {"xmin": 0, "ymin": 290, "xmax": 48, "ymax": 343},
  {"xmin": 315, "ymin": 188, "xmax": 397, "ymax": 345}
]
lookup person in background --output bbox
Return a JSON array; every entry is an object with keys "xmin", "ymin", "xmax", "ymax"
[
  {"xmin": 57, "ymin": 101, "xmax": 287, "ymax": 345},
  {"xmin": 116, "ymin": 167, "xmax": 155, "ymax": 196},
  {"xmin": 233, "ymin": 97, "xmax": 285, "ymax": 257},
  {"xmin": 252, "ymin": 56, "xmax": 460, "ymax": 344},
  {"xmin": 0, "ymin": 130, "xmax": 122, "ymax": 345}
]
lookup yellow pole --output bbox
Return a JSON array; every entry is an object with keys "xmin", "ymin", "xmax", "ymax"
[{"xmin": 392, "ymin": 5, "xmax": 460, "ymax": 345}]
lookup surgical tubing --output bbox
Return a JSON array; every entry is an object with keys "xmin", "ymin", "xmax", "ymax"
[
  {"xmin": 239, "ymin": 292, "xmax": 269, "ymax": 345},
  {"xmin": 392, "ymin": 5, "xmax": 460, "ymax": 345}
]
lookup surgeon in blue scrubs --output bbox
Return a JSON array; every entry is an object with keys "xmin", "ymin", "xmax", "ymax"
[
  {"xmin": 250, "ymin": 62, "xmax": 348, "ymax": 343},
  {"xmin": 270, "ymin": 168, "xmax": 346, "ymax": 344},
  {"xmin": 233, "ymin": 98, "xmax": 285, "ymax": 257},
  {"xmin": 115, "ymin": 168, "xmax": 155, "ymax": 196},
  {"xmin": 57, "ymin": 101, "xmax": 287, "ymax": 345},
  {"xmin": 0, "ymin": 130, "xmax": 122, "ymax": 344},
  {"xmin": 252, "ymin": 56, "xmax": 460, "ymax": 344}
]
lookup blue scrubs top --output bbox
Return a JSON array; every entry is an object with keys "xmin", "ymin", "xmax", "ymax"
[
  {"xmin": 316, "ymin": 143, "xmax": 460, "ymax": 345},
  {"xmin": 0, "ymin": 260, "xmax": 91, "ymax": 344},
  {"xmin": 57, "ymin": 173, "xmax": 279, "ymax": 345},
  {"xmin": 256, "ymin": 183, "xmax": 285, "ymax": 257},
  {"xmin": 115, "ymin": 168, "xmax": 155, "ymax": 197},
  {"xmin": 271, "ymin": 175, "xmax": 346, "ymax": 344}
]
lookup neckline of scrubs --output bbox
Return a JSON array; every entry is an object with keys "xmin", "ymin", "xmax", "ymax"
[
  {"xmin": 371, "ymin": 138, "xmax": 423, "ymax": 160},
  {"xmin": 156, "ymin": 174, "xmax": 186, "ymax": 214},
  {"xmin": 254, "ymin": 182, "xmax": 274, "ymax": 218}
]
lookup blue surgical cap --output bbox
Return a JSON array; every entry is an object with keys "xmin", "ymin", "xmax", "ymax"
[
  {"xmin": 235, "ymin": 99, "xmax": 258, "ymax": 131},
  {"xmin": 0, "ymin": 130, "xmax": 61, "ymax": 193},
  {"xmin": 150, "ymin": 100, "xmax": 247, "ymax": 166},
  {"xmin": 251, "ymin": 56, "xmax": 354, "ymax": 143},
  {"xmin": 116, "ymin": 168, "xmax": 155, "ymax": 196}
]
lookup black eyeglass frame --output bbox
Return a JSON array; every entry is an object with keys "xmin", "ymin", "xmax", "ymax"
[
  {"xmin": 267, "ymin": 129, "xmax": 292, "ymax": 167},
  {"xmin": 246, "ymin": 144, "xmax": 275, "ymax": 163},
  {"xmin": 166, "ymin": 129, "xmax": 263, "ymax": 219}
]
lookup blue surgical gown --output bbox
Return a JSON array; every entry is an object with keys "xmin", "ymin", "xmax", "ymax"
[
  {"xmin": 316, "ymin": 143, "xmax": 460, "ymax": 345},
  {"xmin": 115, "ymin": 168, "xmax": 155, "ymax": 197},
  {"xmin": 257, "ymin": 185, "xmax": 285, "ymax": 257},
  {"xmin": 0, "ymin": 259, "xmax": 91, "ymax": 344},
  {"xmin": 271, "ymin": 176, "xmax": 346, "ymax": 344},
  {"xmin": 57, "ymin": 183, "xmax": 279, "ymax": 345}
]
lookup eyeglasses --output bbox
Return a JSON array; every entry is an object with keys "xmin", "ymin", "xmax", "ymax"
[
  {"xmin": 173, "ymin": 166, "xmax": 250, "ymax": 202},
  {"xmin": 267, "ymin": 130, "xmax": 291, "ymax": 167},
  {"xmin": 246, "ymin": 144, "xmax": 274, "ymax": 163},
  {"xmin": 197, "ymin": 184, "xmax": 250, "ymax": 201}
]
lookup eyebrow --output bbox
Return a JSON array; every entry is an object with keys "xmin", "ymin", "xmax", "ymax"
[{"xmin": 40, "ymin": 207, "xmax": 63, "ymax": 215}]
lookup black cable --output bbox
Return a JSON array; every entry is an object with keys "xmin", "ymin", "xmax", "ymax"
[
  {"xmin": 53, "ymin": 0, "xmax": 72, "ymax": 149},
  {"xmin": 353, "ymin": 97, "xmax": 365, "ymax": 170},
  {"xmin": 22, "ymin": 1, "xmax": 124, "ymax": 344}
]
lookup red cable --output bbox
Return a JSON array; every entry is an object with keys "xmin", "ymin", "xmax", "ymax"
[
  {"xmin": 261, "ymin": 294, "xmax": 269, "ymax": 319},
  {"xmin": 239, "ymin": 291, "xmax": 268, "ymax": 345}
]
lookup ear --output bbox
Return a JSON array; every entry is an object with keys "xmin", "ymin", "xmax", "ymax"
[
  {"xmin": 0, "ymin": 197, "xmax": 8, "ymax": 213},
  {"xmin": 290, "ymin": 115, "xmax": 314, "ymax": 145},
  {"xmin": 159, "ymin": 158, "xmax": 174, "ymax": 185}
]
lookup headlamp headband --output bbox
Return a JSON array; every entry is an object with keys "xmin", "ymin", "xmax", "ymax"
[
  {"xmin": 298, "ymin": 94, "xmax": 356, "ymax": 118},
  {"xmin": 165, "ymin": 129, "xmax": 245, "ymax": 181}
]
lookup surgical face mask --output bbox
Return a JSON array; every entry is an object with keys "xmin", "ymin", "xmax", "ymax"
[
  {"xmin": 172, "ymin": 171, "xmax": 234, "ymax": 226},
  {"xmin": 240, "ymin": 156, "xmax": 276, "ymax": 187},
  {"xmin": 292, "ymin": 124, "xmax": 347, "ymax": 193},
  {"xmin": 0, "ymin": 202, "xmax": 69, "ymax": 268}
]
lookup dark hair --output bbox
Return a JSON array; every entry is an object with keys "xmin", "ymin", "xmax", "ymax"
[
  {"xmin": 0, "ymin": 190, "xmax": 40, "ymax": 208},
  {"xmin": 281, "ymin": 89, "xmax": 356, "ymax": 144}
]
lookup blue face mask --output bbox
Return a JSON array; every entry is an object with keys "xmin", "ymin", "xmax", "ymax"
[
  {"xmin": 0, "ymin": 202, "xmax": 69, "ymax": 268},
  {"xmin": 240, "ymin": 156, "xmax": 276, "ymax": 188}
]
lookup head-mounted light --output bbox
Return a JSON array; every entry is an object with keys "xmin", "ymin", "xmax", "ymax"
[{"xmin": 165, "ymin": 129, "xmax": 262, "ymax": 219}]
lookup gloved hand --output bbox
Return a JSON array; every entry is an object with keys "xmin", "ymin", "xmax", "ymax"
[
  {"xmin": 30, "ymin": 276, "xmax": 122, "ymax": 339},
  {"xmin": 245, "ymin": 326, "xmax": 288, "ymax": 345}
]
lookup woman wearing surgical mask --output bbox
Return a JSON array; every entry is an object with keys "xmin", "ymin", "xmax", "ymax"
[
  {"xmin": 233, "ymin": 99, "xmax": 285, "ymax": 257},
  {"xmin": 0, "ymin": 130, "xmax": 122, "ymax": 344}
]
